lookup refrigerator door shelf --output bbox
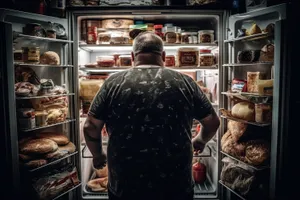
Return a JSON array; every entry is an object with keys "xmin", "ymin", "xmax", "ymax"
[
  {"xmin": 222, "ymin": 62, "xmax": 273, "ymax": 67},
  {"xmin": 224, "ymin": 32, "xmax": 273, "ymax": 43},
  {"xmin": 13, "ymin": 33, "xmax": 73, "ymax": 44},
  {"xmin": 221, "ymin": 92, "xmax": 273, "ymax": 104}
]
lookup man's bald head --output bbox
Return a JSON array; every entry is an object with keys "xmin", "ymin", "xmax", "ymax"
[{"xmin": 132, "ymin": 31, "xmax": 165, "ymax": 67}]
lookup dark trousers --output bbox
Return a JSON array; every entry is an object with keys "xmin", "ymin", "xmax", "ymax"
[{"xmin": 108, "ymin": 188, "xmax": 194, "ymax": 200}]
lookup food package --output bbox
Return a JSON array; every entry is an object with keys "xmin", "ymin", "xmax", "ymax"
[
  {"xmin": 231, "ymin": 102, "xmax": 255, "ymax": 121},
  {"xmin": 15, "ymin": 66, "xmax": 40, "ymax": 85},
  {"xmin": 237, "ymin": 50, "xmax": 260, "ymax": 63},
  {"xmin": 40, "ymin": 51, "xmax": 60, "ymax": 65},
  {"xmin": 257, "ymin": 79, "xmax": 273, "ymax": 95},
  {"xmin": 255, "ymin": 103, "xmax": 272, "ymax": 124},
  {"xmin": 231, "ymin": 79, "xmax": 247, "ymax": 93},
  {"xmin": 244, "ymin": 140, "xmax": 270, "ymax": 166},
  {"xmin": 247, "ymin": 72, "xmax": 266, "ymax": 93},
  {"xmin": 47, "ymin": 107, "xmax": 68, "ymax": 124},
  {"xmin": 221, "ymin": 131, "xmax": 246, "ymax": 158},
  {"xmin": 220, "ymin": 157, "xmax": 256, "ymax": 196},
  {"xmin": 259, "ymin": 44, "xmax": 274, "ymax": 63},
  {"xmin": 31, "ymin": 96, "xmax": 68, "ymax": 110},
  {"xmin": 80, "ymin": 79, "xmax": 105, "ymax": 100},
  {"xmin": 101, "ymin": 19, "xmax": 134, "ymax": 29},
  {"xmin": 177, "ymin": 48, "xmax": 199, "ymax": 67},
  {"xmin": 249, "ymin": 24, "xmax": 262, "ymax": 35},
  {"xmin": 32, "ymin": 165, "xmax": 80, "ymax": 199},
  {"xmin": 15, "ymin": 82, "xmax": 39, "ymax": 97}
]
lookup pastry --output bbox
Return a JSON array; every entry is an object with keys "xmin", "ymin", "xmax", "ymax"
[{"xmin": 40, "ymin": 51, "xmax": 60, "ymax": 65}]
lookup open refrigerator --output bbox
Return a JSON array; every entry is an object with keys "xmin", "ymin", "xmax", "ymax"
[{"xmin": 0, "ymin": 2, "xmax": 291, "ymax": 200}]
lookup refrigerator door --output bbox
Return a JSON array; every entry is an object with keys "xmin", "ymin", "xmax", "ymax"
[
  {"xmin": 0, "ymin": 21, "xmax": 21, "ymax": 200},
  {"xmin": 220, "ymin": 3, "xmax": 288, "ymax": 200}
]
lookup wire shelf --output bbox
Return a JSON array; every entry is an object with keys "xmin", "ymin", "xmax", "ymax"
[
  {"xmin": 20, "ymin": 119, "xmax": 76, "ymax": 132},
  {"xmin": 15, "ymin": 63, "xmax": 73, "ymax": 68},
  {"xmin": 13, "ymin": 33, "xmax": 73, "ymax": 44},
  {"xmin": 224, "ymin": 33, "xmax": 273, "ymax": 43},
  {"xmin": 222, "ymin": 62, "xmax": 273, "ymax": 67},
  {"xmin": 219, "ymin": 181, "xmax": 246, "ymax": 200},
  {"xmin": 221, "ymin": 92, "xmax": 273, "ymax": 104},
  {"xmin": 16, "ymin": 93, "xmax": 75, "ymax": 100},
  {"xmin": 220, "ymin": 115, "xmax": 271, "ymax": 127}
]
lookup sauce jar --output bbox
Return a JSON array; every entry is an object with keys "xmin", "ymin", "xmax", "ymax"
[
  {"xmin": 165, "ymin": 55, "xmax": 175, "ymax": 67},
  {"xmin": 177, "ymin": 47, "xmax": 199, "ymax": 67},
  {"xmin": 192, "ymin": 159, "xmax": 207, "ymax": 184},
  {"xmin": 154, "ymin": 24, "xmax": 164, "ymax": 39},
  {"xmin": 119, "ymin": 55, "xmax": 132, "ymax": 67},
  {"xmin": 199, "ymin": 49, "xmax": 214, "ymax": 66},
  {"xmin": 27, "ymin": 47, "xmax": 40, "ymax": 63},
  {"xmin": 198, "ymin": 30, "xmax": 214, "ymax": 43}
]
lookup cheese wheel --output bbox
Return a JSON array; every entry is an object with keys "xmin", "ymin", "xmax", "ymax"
[{"xmin": 231, "ymin": 102, "xmax": 255, "ymax": 121}]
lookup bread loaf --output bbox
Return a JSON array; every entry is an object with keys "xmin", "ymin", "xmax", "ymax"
[
  {"xmin": 247, "ymin": 72, "xmax": 266, "ymax": 93},
  {"xmin": 221, "ymin": 131, "xmax": 246, "ymax": 158},
  {"xmin": 58, "ymin": 142, "xmax": 76, "ymax": 153},
  {"xmin": 40, "ymin": 51, "xmax": 60, "ymax": 65},
  {"xmin": 231, "ymin": 102, "xmax": 255, "ymax": 121},
  {"xmin": 227, "ymin": 120, "xmax": 248, "ymax": 141},
  {"xmin": 20, "ymin": 138, "xmax": 58, "ymax": 154},
  {"xmin": 24, "ymin": 159, "xmax": 47, "ymax": 168},
  {"xmin": 259, "ymin": 44, "xmax": 274, "ymax": 63},
  {"xmin": 36, "ymin": 132, "xmax": 69, "ymax": 145},
  {"xmin": 244, "ymin": 140, "xmax": 270, "ymax": 165}
]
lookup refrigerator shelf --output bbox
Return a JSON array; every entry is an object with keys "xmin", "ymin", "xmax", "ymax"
[
  {"xmin": 222, "ymin": 62, "xmax": 273, "ymax": 67},
  {"xmin": 20, "ymin": 119, "xmax": 76, "ymax": 132},
  {"xmin": 13, "ymin": 33, "xmax": 73, "ymax": 44},
  {"xmin": 16, "ymin": 93, "xmax": 75, "ymax": 100},
  {"xmin": 221, "ymin": 92, "xmax": 273, "ymax": 104},
  {"xmin": 52, "ymin": 182, "xmax": 82, "ymax": 200},
  {"xmin": 224, "ymin": 33, "xmax": 273, "ymax": 43},
  {"xmin": 15, "ymin": 63, "xmax": 74, "ymax": 68},
  {"xmin": 220, "ymin": 115, "xmax": 271, "ymax": 127},
  {"xmin": 219, "ymin": 181, "xmax": 246, "ymax": 200},
  {"xmin": 79, "ymin": 43, "xmax": 218, "ymax": 52},
  {"xmin": 29, "ymin": 151, "xmax": 79, "ymax": 172},
  {"xmin": 220, "ymin": 151, "xmax": 270, "ymax": 171}
]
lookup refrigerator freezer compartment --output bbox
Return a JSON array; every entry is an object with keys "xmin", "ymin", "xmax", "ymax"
[
  {"xmin": 13, "ymin": 32, "xmax": 73, "ymax": 44},
  {"xmin": 220, "ymin": 115, "xmax": 271, "ymax": 127},
  {"xmin": 223, "ymin": 62, "xmax": 273, "ymax": 67},
  {"xmin": 220, "ymin": 151, "xmax": 269, "ymax": 171},
  {"xmin": 20, "ymin": 119, "xmax": 76, "ymax": 132},
  {"xmin": 15, "ymin": 63, "xmax": 74, "ymax": 68},
  {"xmin": 224, "ymin": 32, "xmax": 273, "ymax": 43},
  {"xmin": 16, "ymin": 93, "xmax": 75, "ymax": 100},
  {"xmin": 221, "ymin": 92, "xmax": 273, "ymax": 104},
  {"xmin": 28, "ymin": 151, "xmax": 79, "ymax": 172}
]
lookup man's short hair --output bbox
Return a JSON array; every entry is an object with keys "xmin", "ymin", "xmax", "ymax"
[{"xmin": 132, "ymin": 31, "xmax": 164, "ymax": 56}]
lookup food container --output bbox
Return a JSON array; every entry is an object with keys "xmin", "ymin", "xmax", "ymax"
[
  {"xmin": 177, "ymin": 47, "xmax": 199, "ymax": 67},
  {"xmin": 110, "ymin": 31, "xmax": 130, "ymax": 44},
  {"xmin": 119, "ymin": 55, "xmax": 132, "ymax": 67},
  {"xmin": 154, "ymin": 24, "xmax": 164, "ymax": 39},
  {"xmin": 231, "ymin": 78, "xmax": 247, "ymax": 93},
  {"xmin": 165, "ymin": 55, "xmax": 175, "ymax": 67},
  {"xmin": 175, "ymin": 27, "xmax": 182, "ymax": 44},
  {"xmin": 257, "ymin": 79, "xmax": 273, "ymax": 95},
  {"xmin": 97, "ymin": 29, "xmax": 111, "ymax": 44},
  {"xmin": 23, "ymin": 23, "xmax": 46, "ymax": 37},
  {"xmin": 14, "ymin": 50, "xmax": 23, "ymax": 63},
  {"xmin": 17, "ymin": 108, "xmax": 36, "ymax": 129},
  {"xmin": 102, "ymin": 19, "xmax": 134, "ymax": 29},
  {"xmin": 26, "ymin": 47, "xmax": 40, "ymax": 63},
  {"xmin": 165, "ymin": 26, "xmax": 177, "ymax": 44},
  {"xmin": 113, "ymin": 54, "xmax": 120, "ymax": 67},
  {"xmin": 198, "ymin": 30, "xmax": 214, "ymax": 43},
  {"xmin": 199, "ymin": 49, "xmax": 214, "ymax": 66},
  {"xmin": 96, "ymin": 56, "xmax": 115, "ymax": 67},
  {"xmin": 46, "ymin": 30, "xmax": 56, "ymax": 38},
  {"xmin": 181, "ymin": 32, "xmax": 197, "ymax": 44},
  {"xmin": 35, "ymin": 110, "xmax": 48, "ymax": 127},
  {"xmin": 146, "ymin": 23, "xmax": 154, "ymax": 31},
  {"xmin": 255, "ymin": 103, "xmax": 272, "ymax": 123}
]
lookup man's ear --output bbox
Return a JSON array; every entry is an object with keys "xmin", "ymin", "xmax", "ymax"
[
  {"xmin": 162, "ymin": 51, "xmax": 166, "ymax": 62},
  {"xmin": 131, "ymin": 52, "xmax": 135, "ymax": 62}
]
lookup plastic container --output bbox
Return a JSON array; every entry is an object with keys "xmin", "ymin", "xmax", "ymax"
[
  {"xmin": 198, "ymin": 30, "xmax": 214, "ymax": 43},
  {"xmin": 97, "ymin": 29, "xmax": 111, "ymax": 44},
  {"xmin": 199, "ymin": 49, "xmax": 214, "ymax": 66},
  {"xmin": 165, "ymin": 55, "xmax": 175, "ymax": 67},
  {"xmin": 181, "ymin": 32, "xmax": 197, "ymax": 44},
  {"xmin": 119, "ymin": 55, "xmax": 132, "ymax": 67},
  {"xmin": 27, "ymin": 47, "xmax": 40, "ymax": 63},
  {"xmin": 154, "ymin": 24, "xmax": 164, "ymax": 39},
  {"xmin": 96, "ymin": 56, "xmax": 115, "ymax": 67},
  {"xmin": 35, "ymin": 110, "xmax": 48, "ymax": 127},
  {"xmin": 177, "ymin": 47, "xmax": 199, "ymax": 67}
]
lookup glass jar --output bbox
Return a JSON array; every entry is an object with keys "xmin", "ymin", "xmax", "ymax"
[
  {"xmin": 27, "ymin": 47, "xmax": 40, "ymax": 63},
  {"xmin": 198, "ymin": 30, "xmax": 214, "ymax": 43},
  {"xmin": 177, "ymin": 47, "xmax": 199, "ymax": 67},
  {"xmin": 97, "ymin": 28, "xmax": 111, "ymax": 44},
  {"xmin": 119, "ymin": 55, "xmax": 132, "ymax": 67},
  {"xmin": 146, "ymin": 23, "xmax": 154, "ymax": 32},
  {"xmin": 35, "ymin": 110, "xmax": 48, "ymax": 127},
  {"xmin": 199, "ymin": 49, "xmax": 214, "ymax": 66},
  {"xmin": 165, "ymin": 26, "xmax": 176, "ymax": 44},
  {"xmin": 181, "ymin": 32, "xmax": 197, "ymax": 44},
  {"xmin": 165, "ymin": 55, "xmax": 175, "ymax": 67},
  {"xmin": 154, "ymin": 24, "xmax": 164, "ymax": 39},
  {"xmin": 96, "ymin": 56, "xmax": 115, "ymax": 67}
]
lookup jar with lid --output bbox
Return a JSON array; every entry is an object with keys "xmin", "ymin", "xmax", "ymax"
[
  {"xmin": 146, "ymin": 23, "xmax": 154, "ymax": 32},
  {"xmin": 165, "ymin": 55, "xmax": 175, "ymax": 67},
  {"xmin": 199, "ymin": 49, "xmax": 214, "ymax": 66},
  {"xmin": 96, "ymin": 56, "xmax": 115, "ymax": 67},
  {"xmin": 154, "ymin": 24, "xmax": 164, "ymax": 39},
  {"xmin": 177, "ymin": 47, "xmax": 199, "ymax": 67},
  {"xmin": 27, "ymin": 46, "xmax": 40, "ymax": 63},
  {"xmin": 119, "ymin": 55, "xmax": 132, "ymax": 67},
  {"xmin": 175, "ymin": 27, "xmax": 181, "ymax": 44},
  {"xmin": 97, "ymin": 28, "xmax": 111, "ymax": 44},
  {"xmin": 198, "ymin": 30, "xmax": 214, "ymax": 43},
  {"xmin": 181, "ymin": 32, "xmax": 197, "ymax": 44},
  {"xmin": 165, "ymin": 26, "xmax": 176, "ymax": 44}
]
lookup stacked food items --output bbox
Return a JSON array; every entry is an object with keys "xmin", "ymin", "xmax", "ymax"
[
  {"xmin": 19, "ymin": 132, "xmax": 76, "ymax": 169},
  {"xmin": 236, "ymin": 23, "xmax": 275, "ymax": 38},
  {"xmin": 69, "ymin": 0, "xmax": 164, "ymax": 6},
  {"xmin": 15, "ymin": 67, "xmax": 69, "ymax": 129},
  {"xmin": 87, "ymin": 166, "xmax": 108, "ymax": 192},
  {"xmin": 14, "ymin": 47, "xmax": 60, "ymax": 65}
]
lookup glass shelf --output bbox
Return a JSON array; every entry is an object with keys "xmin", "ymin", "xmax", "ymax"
[
  {"xmin": 15, "ymin": 63, "xmax": 73, "ymax": 68},
  {"xmin": 16, "ymin": 93, "xmax": 75, "ymax": 100},
  {"xmin": 13, "ymin": 33, "xmax": 73, "ymax": 44},
  {"xmin": 20, "ymin": 119, "xmax": 76, "ymax": 132},
  {"xmin": 221, "ymin": 92, "xmax": 272, "ymax": 104},
  {"xmin": 220, "ymin": 115, "xmax": 271, "ymax": 127},
  {"xmin": 222, "ymin": 62, "xmax": 273, "ymax": 67},
  {"xmin": 224, "ymin": 32, "xmax": 273, "ymax": 43}
]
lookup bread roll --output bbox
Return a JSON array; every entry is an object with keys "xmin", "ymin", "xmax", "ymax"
[
  {"xmin": 244, "ymin": 140, "xmax": 270, "ymax": 165},
  {"xmin": 95, "ymin": 165, "xmax": 108, "ymax": 178},
  {"xmin": 227, "ymin": 120, "xmax": 248, "ymax": 141},
  {"xmin": 259, "ymin": 44, "xmax": 274, "ymax": 63},
  {"xmin": 36, "ymin": 132, "xmax": 69, "ymax": 145},
  {"xmin": 20, "ymin": 138, "xmax": 58, "ymax": 154},
  {"xmin": 231, "ymin": 102, "xmax": 255, "ymax": 121},
  {"xmin": 247, "ymin": 72, "xmax": 266, "ymax": 93},
  {"xmin": 58, "ymin": 142, "xmax": 76, "ymax": 153},
  {"xmin": 24, "ymin": 159, "xmax": 47, "ymax": 168},
  {"xmin": 87, "ymin": 177, "xmax": 108, "ymax": 192},
  {"xmin": 40, "ymin": 51, "xmax": 60, "ymax": 65}
]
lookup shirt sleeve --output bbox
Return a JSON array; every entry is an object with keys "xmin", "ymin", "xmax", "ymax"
[
  {"xmin": 88, "ymin": 82, "xmax": 108, "ymax": 121},
  {"xmin": 192, "ymin": 81, "xmax": 214, "ymax": 121}
]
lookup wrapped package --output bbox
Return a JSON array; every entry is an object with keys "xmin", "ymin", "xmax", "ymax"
[{"xmin": 247, "ymin": 72, "xmax": 266, "ymax": 93}]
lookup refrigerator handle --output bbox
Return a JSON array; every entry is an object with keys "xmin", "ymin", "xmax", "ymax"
[{"xmin": 0, "ymin": 21, "xmax": 21, "ymax": 199}]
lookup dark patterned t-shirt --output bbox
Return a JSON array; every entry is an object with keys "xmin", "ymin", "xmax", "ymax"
[{"xmin": 88, "ymin": 66, "xmax": 213, "ymax": 197}]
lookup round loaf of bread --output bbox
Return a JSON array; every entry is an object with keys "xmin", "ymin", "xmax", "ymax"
[
  {"xmin": 58, "ymin": 142, "xmax": 76, "ymax": 153},
  {"xmin": 231, "ymin": 102, "xmax": 255, "ymax": 121},
  {"xmin": 36, "ymin": 132, "xmax": 69, "ymax": 145},
  {"xmin": 244, "ymin": 140, "xmax": 270, "ymax": 166},
  {"xmin": 227, "ymin": 120, "xmax": 248, "ymax": 141},
  {"xmin": 40, "ymin": 51, "xmax": 60, "ymax": 65},
  {"xmin": 24, "ymin": 159, "xmax": 47, "ymax": 169},
  {"xmin": 20, "ymin": 138, "xmax": 58, "ymax": 154},
  {"xmin": 19, "ymin": 153, "xmax": 37, "ymax": 161},
  {"xmin": 44, "ymin": 148, "xmax": 69, "ymax": 160}
]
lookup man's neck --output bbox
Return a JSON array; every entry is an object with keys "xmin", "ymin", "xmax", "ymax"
[{"xmin": 134, "ymin": 61, "xmax": 163, "ymax": 67}]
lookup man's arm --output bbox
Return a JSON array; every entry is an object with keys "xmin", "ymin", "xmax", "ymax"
[{"xmin": 84, "ymin": 116, "xmax": 106, "ymax": 169}]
